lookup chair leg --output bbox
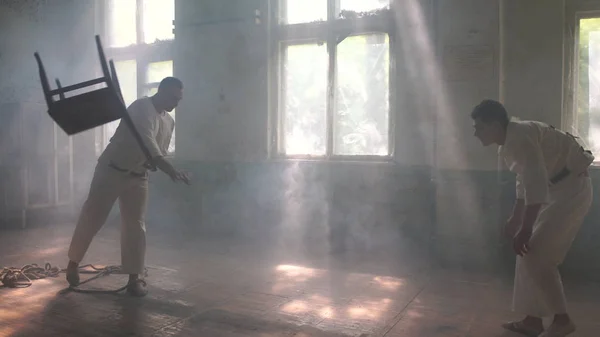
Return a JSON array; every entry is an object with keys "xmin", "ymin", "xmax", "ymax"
[
  {"xmin": 34, "ymin": 52, "xmax": 54, "ymax": 108},
  {"xmin": 95, "ymin": 35, "xmax": 112, "ymax": 85},
  {"xmin": 55, "ymin": 79, "xmax": 65, "ymax": 100},
  {"xmin": 108, "ymin": 58, "xmax": 157, "ymax": 172}
]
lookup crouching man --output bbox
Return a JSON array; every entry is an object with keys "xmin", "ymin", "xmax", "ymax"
[{"xmin": 471, "ymin": 100, "xmax": 594, "ymax": 337}]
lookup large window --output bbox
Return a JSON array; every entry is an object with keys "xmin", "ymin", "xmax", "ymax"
[
  {"xmin": 98, "ymin": 0, "xmax": 175, "ymax": 154},
  {"xmin": 575, "ymin": 16, "xmax": 600, "ymax": 159},
  {"xmin": 274, "ymin": 0, "xmax": 393, "ymax": 158}
]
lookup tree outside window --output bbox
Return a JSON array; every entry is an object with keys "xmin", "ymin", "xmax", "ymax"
[{"xmin": 276, "ymin": 0, "xmax": 393, "ymax": 158}]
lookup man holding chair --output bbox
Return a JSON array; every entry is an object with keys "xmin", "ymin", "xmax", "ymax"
[{"xmin": 66, "ymin": 77, "xmax": 190, "ymax": 297}]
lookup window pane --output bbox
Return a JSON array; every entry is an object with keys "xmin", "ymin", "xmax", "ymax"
[
  {"xmin": 146, "ymin": 60, "xmax": 173, "ymax": 84},
  {"xmin": 116, "ymin": 60, "xmax": 138, "ymax": 106},
  {"xmin": 143, "ymin": 0, "xmax": 175, "ymax": 43},
  {"xmin": 339, "ymin": 0, "xmax": 390, "ymax": 14},
  {"xmin": 283, "ymin": 0, "xmax": 327, "ymax": 24},
  {"xmin": 107, "ymin": 0, "xmax": 137, "ymax": 47},
  {"xmin": 578, "ymin": 18, "xmax": 600, "ymax": 158},
  {"xmin": 282, "ymin": 43, "xmax": 328, "ymax": 155},
  {"xmin": 334, "ymin": 34, "xmax": 390, "ymax": 156},
  {"xmin": 106, "ymin": 60, "xmax": 137, "ymax": 147}
]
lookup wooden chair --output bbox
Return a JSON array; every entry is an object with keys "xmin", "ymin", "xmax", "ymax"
[{"xmin": 34, "ymin": 35, "xmax": 156, "ymax": 170}]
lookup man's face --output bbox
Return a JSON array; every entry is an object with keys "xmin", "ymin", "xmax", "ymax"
[
  {"xmin": 473, "ymin": 118, "xmax": 498, "ymax": 146},
  {"xmin": 162, "ymin": 87, "xmax": 183, "ymax": 112}
]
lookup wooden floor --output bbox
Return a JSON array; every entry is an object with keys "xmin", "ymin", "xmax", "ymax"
[{"xmin": 1, "ymin": 224, "xmax": 599, "ymax": 337}]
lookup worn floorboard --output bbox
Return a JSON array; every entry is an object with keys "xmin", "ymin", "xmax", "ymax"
[{"xmin": 1, "ymin": 224, "xmax": 599, "ymax": 336}]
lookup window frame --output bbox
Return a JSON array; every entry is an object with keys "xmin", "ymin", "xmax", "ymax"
[
  {"xmin": 563, "ymin": 1, "xmax": 600, "ymax": 164},
  {"xmin": 95, "ymin": 0, "xmax": 176, "ymax": 155},
  {"xmin": 269, "ymin": 0, "xmax": 396, "ymax": 161}
]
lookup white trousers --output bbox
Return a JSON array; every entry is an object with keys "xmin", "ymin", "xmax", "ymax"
[
  {"xmin": 512, "ymin": 175, "xmax": 592, "ymax": 317},
  {"xmin": 67, "ymin": 164, "xmax": 149, "ymax": 275}
]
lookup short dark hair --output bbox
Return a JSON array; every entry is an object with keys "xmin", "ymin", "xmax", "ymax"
[
  {"xmin": 471, "ymin": 99, "xmax": 509, "ymax": 127},
  {"xmin": 158, "ymin": 77, "xmax": 183, "ymax": 91}
]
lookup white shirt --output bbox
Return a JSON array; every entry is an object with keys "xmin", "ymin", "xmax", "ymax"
[
  {"xmin": 98, "ymin": 97, "xmax": 174, "ymax": 173},
  {"xmin": 498, "ymin": 119, "xmax": 592, "ymax": 205}
]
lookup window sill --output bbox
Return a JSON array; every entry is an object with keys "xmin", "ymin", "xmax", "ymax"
[{"xmin": 268, "ymin": 155, "xmax": 395, "ymax": 165}]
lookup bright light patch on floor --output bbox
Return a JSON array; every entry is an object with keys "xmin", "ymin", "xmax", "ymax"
[
  {"xmin": 0, "ymin": 278, "xmax": 62, "ymax": 336},
  {"xmin": 373, "ymin": 276, "xmax": 403, "ymax": 290},
  {"xmin": 0, "ymin": 326, "xmax": 16, "ymax": 337},
  {"xmin": 276, "ymin": 264, "xmax": 321, "ymax": 280},
  {"xmin": 274, "ymin": 264, "xmax": 401, "ymax": 321},
  {"xmin": 347, "ymin": 298, "xmax": 391, "ymax": 319},
  {"xmin": 281, "ymin": 300, "xmax": 309, "ymax": 314},
  {"xmin": 319, "ymin": 306, "xmax": 335, "ymax": 319}
]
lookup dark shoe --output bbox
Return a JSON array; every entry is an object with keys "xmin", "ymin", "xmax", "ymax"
[
  {"xmin": 66, "ymin": 262, "xmax": 80, "ymax": 287},
  {"xmin": 502, "ymin": 321, "xmax": 544, "ymax": 337},
  {"xmin": 539, "ymin": 321, "xmax": 576, "ymax": 337},
  {"xmin": 126, "ymin": 279, "xmax": 148, "ymax": 297}
]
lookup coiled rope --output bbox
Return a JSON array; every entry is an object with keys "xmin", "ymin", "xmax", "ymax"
[
  {"xmin": 1, "ymin": 263, "xmax": 147, "ymax": 294},
  {"xmin": 0, "ymin": 263, "xmax": 60, "ymax": 288}
]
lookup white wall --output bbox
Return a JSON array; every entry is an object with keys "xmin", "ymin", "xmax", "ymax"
[
  {"xmin": 434, "ymin": 0, "xmax": 501, "ymax": 171},
  {"xmin": 174, "ymin": 0, "xmax": 270, "ymax": 162},
  {"xmin": 501, "ymin": 0, "xmax": 565, "ymax": 127}
]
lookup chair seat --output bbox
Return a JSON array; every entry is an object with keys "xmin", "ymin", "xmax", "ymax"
[{"xmin": 50, "ymin": 87, "xmax": 126, "ymax": 135}]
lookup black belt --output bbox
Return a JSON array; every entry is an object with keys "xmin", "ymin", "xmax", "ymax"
[
  {"xmin": 549, "ymin": 167, "xmax": 570, "ymax": 185},
  {"xmin": 108, "ymin": 163, "xmax": 147, "ymax": 178}
]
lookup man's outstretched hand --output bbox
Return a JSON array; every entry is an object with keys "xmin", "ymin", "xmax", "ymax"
[
  {"xmin": 171, "ymin": 170, "xmax": 192, "ymax": 185},
  {"xmin": 153, "ymin": 157, "xmax": 192, "ymax": 185}
]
